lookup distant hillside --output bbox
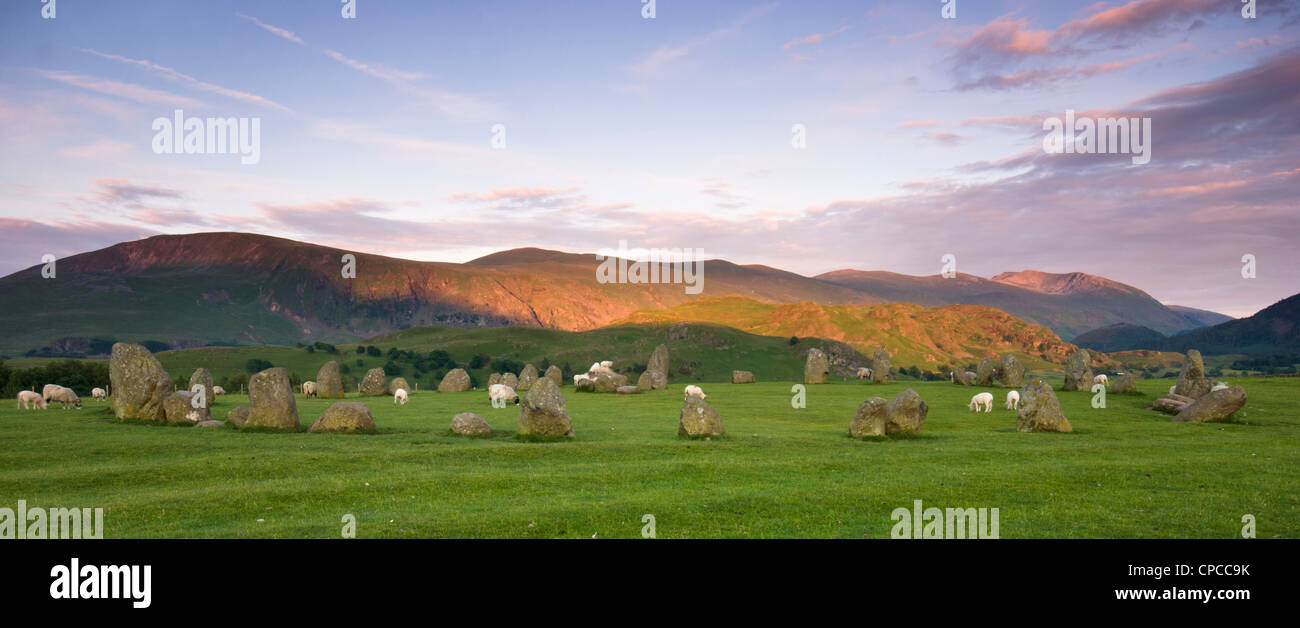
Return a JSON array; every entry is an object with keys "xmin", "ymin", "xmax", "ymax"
[
  {"xmin": 1073, "ymin": 323, "xmax": 1166, "ymax": 353},
  {"xmin": 1153, "ymin": 293, "xmax": 1300, "ymax": 355},
  {"xmin": 1166, "ymin": 305, "xmax": 1235, "ymax": 329},
  {"xmin": 614, "ymin": 296, "xmax": 1078, "ymax": 370},
  {"xmin": 816, "ymin": 269, "xmax": 1201, "ymax": 340}
]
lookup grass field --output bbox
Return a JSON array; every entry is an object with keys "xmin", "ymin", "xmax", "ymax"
[{"xmin": 1, "ymin": 378, "xmax": 1295, "ymax": 539}]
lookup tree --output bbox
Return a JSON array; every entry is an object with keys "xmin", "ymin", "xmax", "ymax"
[
  {"xmin": 366, "ymin": 346, "xmax": 382, "ymax": 357},
  {"xmin": 789, "ymin": 336, "xmax": 799, "ymax": 345},
  {"xmin": 245, "ymin": 358, "xmax": 273, "ymax": 373},
  {"xmin": 383, "ymin": 361, "xmax": 402, "ymax": 376}
]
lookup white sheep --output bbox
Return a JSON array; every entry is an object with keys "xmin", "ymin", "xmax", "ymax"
[
  {"xmin": 1005, "ymin": 390, "xmax": 1021, "ymax": 410},
  {"xmin": 588, "ymin": 362, "xmax": 615, "ymax": 376},
  {"xmin": 1093, "ymin": 374, "xmax": 1109, "ymax": 388},
  {"xmin": 41, "ymin": 384, "xmax": 62, "ymax": 401},
  {"xmin": 684, "ymin": 385, "xmax": 706, "ymax": 400},
  {"xmin": 968, "ymin": 392, "xmax": 993, "ymax": 412},
  {"xmin": 91, "ymin": 387, "xmax": 107, "ymax": 401},
  {"xmin": 17, "ymin": 391, "xmax": 48, "ymax": 410},
  {"xmin": 489, "ymin": 384, "xmax": 519, "ymax": 406},
  {"xmin": 856, "ymin": 367, "xmax": 872, "ymax": 380},
  {"xmin": 573, "ymin": 373, "xmax": 593, "ymax": 385},
  {"xmin": 1169, "ymin": 385, "xmax": 1177, "ymax": 395},
  {"xmin": 1211, "ymin": 381, "xmax": 1230, "ymax": 392},
  {"xmin": 212, "ymin": 386, "xmax": 226, "ymax": 396},
  {"xmin": 302, "ymin": 381, "xmax": 317, "ymax": 397},
  {"xmin": 48, "ymin": 387, "xmax": 81, "ymax": 409},
  {"xmin": 393, "ymin": 388, "xmax": 408, "ymax": 406}
]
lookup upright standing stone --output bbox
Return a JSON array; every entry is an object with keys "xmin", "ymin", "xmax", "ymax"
[
  {"xmin": 1112, "ymin": 372, "xmax": 1138, "ymax": 394},
  {"xmin": 1017, "ymin": 379, "xmax": 1072, "ymax": 433},
  {"xmin": 1063, "ymin": 350, "xmax": 1094, "ymax": 392},
  {"xmin": 849, "ymin": 397, "xmax": 889, "ymax": 438},
  {"xmin": 245, "ymin": 367, "xmax": 300, "ymax": 430},
  {"xmin": 109, "ymin": 342, "xmax": 173, "ymax": 421},
  {"xmin": 805, "ymin": 348, "xmax": 830, "ymax": 384},
  {"xmin": 439, "ymin": 368, "xmax": 472, "ymax": 392},
  {"xmin": 886, "ymin": 389, "xmax": 927, "ymax": 435},
  {"xmin": 163, "ymin": 390, "xmax": 211, "ymax": 424},
  {"xmin": 871, "ymin": 348, "xmax": 891, "ymax": 384},
  {"xmin": 678, "ymin": 396, "xmax": 725, "ymax": 437},
  {"xmin": 517, "ymin": 364, "xmax": 539, "ymax": 391},
  {"xmin": 1174, "ymin": 350, "xmax": 1213, "ymax": 399},
  {"xmin": 189, "ymin": 368, "xmax": 215, "ymax": 405},
  {"xmin": 517, "ymin": 378, "xmax": 574, "ymax": 438},
  {"xmin": 359, "ymin": 368, "xmax": 387, "ymax": 396},
  {"xmin": 975, "ymin": 358, "xmax": 996, "ymax": 387},
  {"xmin": 501, "ymin": 373, "xmax": 518, "ymax": 390},
  {"xmin": 316, "ymin": 361, "xmax": 345, "ymax": 398},
  {"xmin": 648, "ymin": 344, "xmax": 669, "ymax": 376},
  {"xmin": 997, "ymin": 354, "xmax": 1025, "ymax": 388},
  {"xmin": 488, "ymin": 373, "xmax": 503, "ymax": 387},
  {"xmin": 387, "ymin": 377, "xmax": 410, "ymax": 395},
  {"xmin": 544, "ymin": 365, "xmax": 563, "ymax": 388},
  {"xmin": 637, "ymin": 369, "xmax": 667, "ymax": 391}
]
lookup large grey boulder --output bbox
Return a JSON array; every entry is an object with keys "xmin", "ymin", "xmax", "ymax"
[
  {"xmin": 1174, "ymin": 386, "xmax": 1246, "ymax": 423},
  {"xmin": 517, "ymin": 378, "xmax": 574, "ymax": 438},
  {"xmin": 804, "ymin": 348, "xmax": 829, "ymax": 384},
  {"xmin": 975, "ymin": 358, "xmax": 996, "ymax": 387},
  {"xmin": 1017, "ymin": 379, "xmax": 1072, "ymax": 433},
  {"xmin": 500, "ymin": 373, "xmax": 519, "ymax": 390},
  {"xmin": 1174, "ymin": 350, "xmax": 1213, "ymax": 399},
  {"xmin": 315, "ymin": 361, "xmax": 345, "ymax": 398},
  {"xmin": 109, "ymin": 342, "xmax": 173, "ymax": 421},
  {"xmin": 309, "ymin": 402, "xmax": 377, "ymax": 433},
  {"xmin": 163, "ymin": 390, "xmax": 211, "ymax": 424},
  {"xmin": 517, "ymin": 364, "xmax": 539, "ymax": 391},
  {"xmin": 439, "ymin": 368, "xmax": 472, "ymax": 392},
  {"xmin": 871, "ymin": 348, "xmax": 891, "ymax": 384},
  {"xmin": 1063, "ymin": 350, "xmax": 1094, "ymax": 392},
  {"xmin": 592, "ymin": 372, "xmax": 628, "ymax": 393},
  {"xmin": 544, "ymin": 365, "xmax": 563, "ymax": 388},
  {"xmin": 997, "ymin": 354, "xmax": 1025, "ymax": 388},
  {"xmin": 245, "ymin": 367, "xmax": 300, "ymax": 430},
  {"xmin": 1112, "ymin": 372, "xmax": 1139, "ymax": 394},
  {"xmin": 387, "ymin": 377, "xmax": 410, "ymax": 395},
  {"xmin": 637, "ymin": 369, "xmax": 667, "ymax": 391},
  {"xmin": 227, "ymin": 407, "xmax": 250, "ymax": 428},
  {"xmin": 488, "ymin": 373, "xmax": 503, "ymax": 387},
  {"xmin": 189, "ymin": 368, "xmax": 215, "ymax": 405},
  {"xmin": 678, "ymin": 396, "xmax": 724, "ymax": 437},
  {"xmin": 885, "ymin": 389, "xmax": 927, "ymax": 435},
  {"xmin": 359, "ymin": 368, "xmax": 387, "ymax": 396},
  {"xmin": 451, "ymin": 412, "xmax": 492, "ymax": 436},
  {"xmin": 952, "ymin": 370, "xmax": 974, "ymax": 386},
  {"xmin": 849, "ymin": 397, "xmax": 889, "ymax": 438}
]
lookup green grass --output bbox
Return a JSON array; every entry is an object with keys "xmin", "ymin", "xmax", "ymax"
[{"xmin": 1, "ymin": 378, "xmax": 1295, "ymax": 539}]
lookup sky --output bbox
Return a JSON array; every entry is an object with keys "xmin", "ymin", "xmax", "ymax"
[{"xmin": 1, "ymin": 0, "xmax": 1297, "ymax": 317}]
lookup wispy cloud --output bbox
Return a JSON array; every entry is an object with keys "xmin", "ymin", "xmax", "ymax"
[
  {"xmin": 78, "ymin": 48, "xmax": 293, "ymax": 112},
  {"xmin": 782, "ymin": 25, "xmax": 851, "ymax": 50},
  {"xmin": 236, "ymin": 12, "xmax": 305, "ymax": 45},
  {"xmin": 36, "ymin": 69, "xmax": 205, "ymax": 108}
]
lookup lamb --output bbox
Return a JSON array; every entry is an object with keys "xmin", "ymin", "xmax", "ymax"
[
  {"xmin": 212, "ymin": 386, "xmax": 226, "ymax": 396},
  {"xmin": 489, "ymin": 383, "xmax": 520, "ymax": 406},
  {"xmin": 856, "ymin": 367, "xmax": 873, "ymax": 380},
  {"xmin": 48, "ymin": 387, "xmax": 81, "ymax": 409},
  {"xmin": 1093, "ymin": 374, "xmax": 1109, "ymax": 388},
  {"xmin": 393, "ymin": 388, "xmax": 408, "ymax": 406},
  {"xmin": 302, "ymin": 381, "xmax": 317, "ymax": 397},
  {"xmin": 968, "ymin": 392, "xmax": 994, "ymax": 412},
  {"xmin": 42, "ymin": 384, "xmax": 62, "ymax": 401},
  {"xmin": 684, "ymin": 385, "xmax": 706, "ymax": 400},
  {"xmin": 91, "ymin": 387, "xmax": 107, "ymax": 401},
  {"xmin": 17, "ymin": 391, "xmax": 48, "ymax": 410},
  {"xmin": 1005, "ymin": 390, "xmax": 1021, "ymax": 410}
]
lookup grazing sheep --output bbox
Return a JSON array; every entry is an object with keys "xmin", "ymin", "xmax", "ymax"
[
  {"xmin": 48, "ymin": 387, "xmax": 81, "ymax": 409},
  {"xmin": 1005, "ymin": 390, "xmax": 1021, "ymax": 410},
  {"xmin": 212, "ymin": 386, "xmax": 226, "ymax": 396},
  {"xmin": 41, "ymin": 384, "xmax": 62, "ymax": 401},
  {"xmin": 1211, "ymin": 381, "xmax": 1230, "ymax": 392},
  {"xmin": 600, "ymin": 360, "xmax": 614, "ymax": 368},
  {"xmin": 91, "ymin": 387, "xmax": 107, "ymax": 401},
  {"xmin": 573, "ymin": 373, "xmax": 593, "ymax": 385},
  {"xmin": 588, "ymin": 362, "xmax": 616, "ymax": 376},
  {"xmin": 489, "ymin": 383, "xmax": 520, "ymax": 406},
  {"xmin": 17, "ymin": 391, "xmax": 47, "ymax": 410},
  {"xmin": 968, "ymin": 392, "xmax": 994, "ymax": 413},
  {"xmin": 683, "ymin": 385, "xmax": 706, "ymax": 400},
  {"xmin": 302, "ymin": 381, "xmax": 317, "ymax": 397},
  {"xmin": 1093, "ymin": 374, "xmax": 1109, "ymax": 388},
  {"xmin": 856, "ymin": 367, "xmax": 872, "ymax": 380},
  {"xmin": 393, "ymin": 388, "xmax": 408, "ymax": 406}
]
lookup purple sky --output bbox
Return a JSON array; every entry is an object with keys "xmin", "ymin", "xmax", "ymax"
[{"xmin": 1, "ymin": 0, "xmax": 1298, "ymax": 317}]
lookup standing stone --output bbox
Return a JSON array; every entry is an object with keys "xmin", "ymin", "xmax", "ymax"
[
  {"xmin": 438, "ymin": 368, "xmax": 472, "ymax": 392},
  {"xmin": 886, "ymin": 389, "xmax": 927, "ymax": 435},
  {"xmin": 731, "ymin": 370, "xmax": 755, "ymax": 384},
  {"xmin": 387, "ymin": 377, "xmax": 410, "ymax": 395},
  {"xmin": 517, "ymin": 378, "xmax": 574, "ymax": 438},
  {"xmin": 488, "ymin": 373, "xmax": 502, "ymax": 387},
  {"xmin": 1174, "ymin": 349, "xmax": 1213, "ymax": 399},
  {"xmin": 245, "ymin": 367, "xmax": 300, "ymax": 430},
  {"xmin": 648, "ymin": 344, "xmax": 669, "ymax": 376},
  {"xmin": 501, "ymin": 373, "xmax": 519, "ymax": 390},
  {"xmin": 871, "ymin": 348, "xmax": 892, "ymax": 384},
  {"xmin": 163, "ymin": 390, "xmax": 211, "ymax": 424},
  {"xmin": 109, "ymin": 342, "xmax": 173, "ymax": 421},
  {"xmin": 997, "ymin": 354, "xmax": 1025, "ymax": 388},
  {"xmin": 544, "ymin": 365, "xmax": 563, "ymax": 388},
  {"xmin": 678, "ymin": 396, "xmax": 724, "ymax": 437},
  {"xmin": 593, "ymin": 372, "xmax": 628, "ymax": 392},
  {"xmin": 637, "ymin": 369, "xmax": 667, "ymax": 391},
  {"xmin": 1173, "ymin": 386, "xmax": 1246, "ymax": 423},
  {"xmin": 309, "ymin": 402, "xmax": 377, "ymax": 433},
  {"xmin": 952, "ymin": 370, "xmax": 974, "ymax": 386},
  {"xmin": 227, "ymin": 407, "xmax": 250, "ymax": 428},
  {"xmin": 975, "ymin": 358, "xmax": 996, "ymax": 387},
  {"xmin": 1113, "ymin": 372, "xmax": 1138, "ymax": 394},
  {"xmin": 805, "ymin": 348, "xmax": 830, "ymax": 384},
  {"xmin": 315, "ymin": 361, "xmax": 345, "ymax": 398},
  {"xmin": 517, "ymin": 364, "xmax": 539, "ymax": 391},
  {"xmin": 189, "ymin": 368, "xmax": 215, "ymax": 405},
  {"xmin": 451, "ymin": 412, "xmax": 493, "ymax": 436},
  {"xmin": 1063, "ymin": 350, "xmax": 1094, "ymax": 392},
  {"xmin": 359, "ymin": 368, "xmax": 387, "ymax": 396},
  {"xmin": 575, "ymin": 377, "xmax": 596, "ymax": 393},
  {"xmin": 1017, "ymin": 379, "xmax": 1072, "ymax": 433},
  {"xmin": 849, "ymin": 397, "xmax": 889, "ymax": 438}
]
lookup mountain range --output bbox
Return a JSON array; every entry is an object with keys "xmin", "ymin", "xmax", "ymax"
[{"xmin": 0, "ymin": 232, "xmax": 1242, "ymax": 359}]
